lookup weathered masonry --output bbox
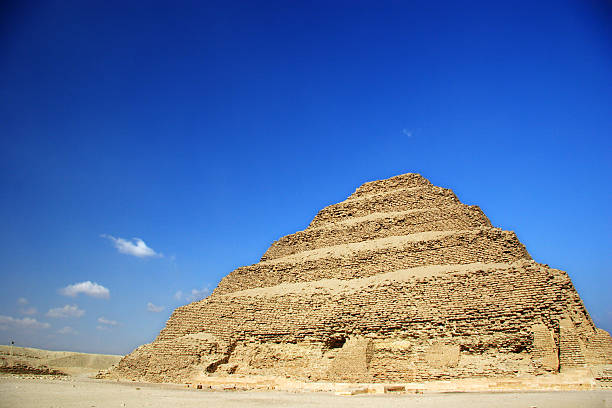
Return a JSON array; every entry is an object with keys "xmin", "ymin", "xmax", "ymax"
[{"xmin": 108, "ymin": 174, "xmax": 612, "ymax": 383}]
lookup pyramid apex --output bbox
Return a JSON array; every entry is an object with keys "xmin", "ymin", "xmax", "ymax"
[{"xmin": 348, "ymin": 173, "xmax": 432, "ymax": 200}]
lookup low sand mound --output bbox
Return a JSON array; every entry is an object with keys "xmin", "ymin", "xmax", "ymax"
[{"xmin": 0, "ymin": 345, "xmax": 122, "ymax": 376}]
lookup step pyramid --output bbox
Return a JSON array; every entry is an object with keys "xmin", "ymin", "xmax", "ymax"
[{"xmin": 109, "ymin": 174, "xmax": 612, "ymax": 383}]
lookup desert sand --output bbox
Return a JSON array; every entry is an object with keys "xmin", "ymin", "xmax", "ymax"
[
  {"xmin": 0, "ymin": 345, "xmax": 122, "ymax": 376},
  {"xmin": 1, "ymin": 375, "xmax": 611, "ymax": 408},
  {"xmin": 1, "ymin": 346, "xmax": 610, "ymax": 407}
]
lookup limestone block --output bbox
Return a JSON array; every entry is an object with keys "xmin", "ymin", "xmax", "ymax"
[
  {"xmin": 424, "ymin": 343, "xmax": 460, "ymax": 368},
  {"xmin": 531, "ymin": 322, "xmax": 558, "ymax": 372},
  {"xmin": 327, "ymin": 337, "xmax": 374, "ymax": 382},
  {"xmin": 559, "ymin": 318, "xmax": 587, "ymax": 370}
]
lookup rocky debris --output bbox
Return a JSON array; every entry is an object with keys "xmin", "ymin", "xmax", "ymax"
[{"xmin": 0, "ymin": 362, "xmax": 66, "ymax": 376}]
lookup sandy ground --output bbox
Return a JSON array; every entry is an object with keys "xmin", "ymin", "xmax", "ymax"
[
  {"xmin": 1, "ymin": 376, "xmax": 611, "ymax": 408},
  {"xmin": 0, "ymin": 345, "xmax": 122, "ymax": 376}
]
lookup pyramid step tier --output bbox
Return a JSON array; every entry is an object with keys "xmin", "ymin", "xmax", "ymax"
[
  {"xmin": 309, "ymin": 185, "xmax": 460, "ymax": 229},
  {"xmin": 215, "ymin": 228, "xmax": 531, "ymax": 295},
  {"xmin": 158, "ymin": 261, "xmax": 594, "ymax": 350},
  {"xmin": 347, "ymin": 173, "xmax": 432, "ymax": 200},
  {"xmin": 262, "ymin": 205, "xmax": 492, "ymax": 261}
]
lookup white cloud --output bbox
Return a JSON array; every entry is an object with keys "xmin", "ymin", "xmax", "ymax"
[
  {"xmin": 186, "ymin": 287, "xmax": 210, "ymax": 302},
  {"xmin": 57, "ymin": 326, "xmax": 77, "ymax": 335},
  {"xmin": 17, "ymin": 298, "xmax": 37, "ymax": 315},
  {"xmin": 96, "ymin": 325, "xmax": 109, "ymax": 331},
  {"xmin": 46, "ymin": 305, "xmax": 85, "ymax": 318},
  {"xmin": 20, "ymin": 307, "xmax": 37, "ymax": 316},
  {"xmin": 60, "ymin": 281, "xmax": 110, "ymax": 299},
  {"xmin": 147, "ymin": 302, "xmax": 164, "ymax": 313},
  {"xmin": 402, "ymin": 128, "xmax": 413, "ymax": 138},
  {"xmin": 0, "ymin": 315, "xmax": 50, "ymax": 330},
  {"xmin": 174, "ymin": 287, "xmax": 211, "ymax": 302},
  {"xmin": 101, "ymin": 234, "xmax": 162, "ymax": 258},
  {"xmin": 97, "ymin": 317, "xmax": 118, "ymax": 326}
]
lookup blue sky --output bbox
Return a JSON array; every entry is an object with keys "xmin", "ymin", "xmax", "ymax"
[{"xmin": 1, "ymin": 1, "xmax": 610, "ymax": 355}]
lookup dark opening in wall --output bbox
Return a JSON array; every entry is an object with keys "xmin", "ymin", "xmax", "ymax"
[{"xmin": 326, "ymin": 335, "xmax": 347, "ymax": 349}]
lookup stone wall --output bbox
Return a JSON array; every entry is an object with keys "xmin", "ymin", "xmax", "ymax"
[
  {"xmin": 121, "ymin": 260, "xmax": 607, "ymax": 383},
  {"xmin": 160, "ymin": 262, "xmax": 591, "ymax": 344}
]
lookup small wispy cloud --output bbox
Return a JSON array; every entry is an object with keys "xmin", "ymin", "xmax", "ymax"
[
  {"xmin": 147, "ymin": 302, "xmax": 164, "ymax": 313},
  {"xmin": 101, "ymin": 234, "xmax": 162, "ymax": 258},
  {"xmin": 0, "ymin": 315, "xmax": 50, "ymax": 330},
  {"xmin": 96, "ymin": 316, "xmax": 118, "ymax": 331},
  {"xmin": 16, "ymin": 298, "xmax": 37, "ymax": 315},
  {"xmin": 46, "ymin": 305, "xmax": 85, "ymax": 319},
  {"xmin": 187, "ymin": 287, "xmax": 210, "ymax": 301},
  {"xmin": 175, "ymin": 286, "xmax": 211, "ymax": 303},
  {"xmin": 402, "ymin": 128, "xmax": 413, "ymax": 138},
  {"xmin": 57, "ymin": 326, "xmax": 77, "ymax": 335},
  {"xmin": 97, "ymin": 317, "xmax": 118, "ymax": 326},
  {"xmin": 60, "ymin": 281, "xmax": 110, "ymax": 299},
  {"xmin": 20, "ymin": 307, "xmax": 37, "ymax": 316}
]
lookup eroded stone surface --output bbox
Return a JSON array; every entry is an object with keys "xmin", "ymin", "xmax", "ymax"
[{"xmin": 104, "ymin": 173, "xmax": 612, "ymax": 384}]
